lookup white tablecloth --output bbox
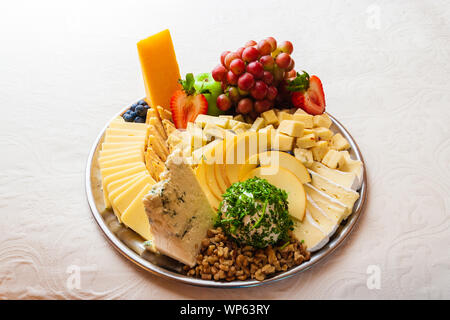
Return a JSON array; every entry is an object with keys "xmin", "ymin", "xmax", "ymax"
[{"xmin": 1, "ymin": 0, "xmax": 449, "ymax": 299}]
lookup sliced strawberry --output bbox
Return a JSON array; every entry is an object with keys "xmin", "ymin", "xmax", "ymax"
[
  {"xmin": 169, "ymin": 73, "xmax": 209, "ymax": 129},
  {"xmin": 287, "ymin": 73, "xmax": 326, "ymax": 115},
  {"xmin": 170, "ymin": 90, "xmax": 208, "ymax": 129},
  {"xmin": 303, "ymin": 75, "xmax": 325, "ymax": 115}
]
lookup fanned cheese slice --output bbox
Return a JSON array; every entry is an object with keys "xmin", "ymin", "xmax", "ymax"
[
  {"xmin": 292, "ymin": 211, "xmax": 329, "ymax": 252},
  {"xmin": 143, "ymin": 150, "xmax": 216, "ymax": 267},
  {"xmin": 308, "ymin": 170, "xmax": 359, "ymax": 212}
]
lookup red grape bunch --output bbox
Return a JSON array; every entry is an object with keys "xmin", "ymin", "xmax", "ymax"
[{"xmin": 212, "ymin": 38, "xmax": 296, "ymax": 116}]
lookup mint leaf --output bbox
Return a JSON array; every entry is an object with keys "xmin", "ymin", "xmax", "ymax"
[{"xmin": 286, "ymin": 71, "xmax": 310, "ymax": 92}]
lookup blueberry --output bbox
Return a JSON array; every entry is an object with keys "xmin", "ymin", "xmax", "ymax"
[
  {"xmin": 129, "ymin": 103, "xmax": 138, "ymax": 112},
  {"xmin": 134, "ymin": 116, "xmax": 145, "ymax": 123},
  {"xmin": 129, "ymin": 111, "xmax": 137, "ymax": 118},
  {"xmin": 138, "ymin": 99, "xmax": 148, "ymax": 106},
  {"xmin": 123, "ymin": 112, "xmax": 135, "ymax": 122},
  {"xmin": 135, "ymin": 105, "xmax": 147, "ymax": 117}
]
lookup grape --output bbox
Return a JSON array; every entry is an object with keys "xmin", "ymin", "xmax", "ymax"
[
  {"xmin": 236, "ymin": 47, "xmax": 245, "ymax": 58},
  {"xmin": 257, "ymin": 39, "xmax": 272, "ymax": 56},
  {"xmin": 286, "ymin": 58, "xmax": 295, "ymax": 71},
  {"xmin": 237, "ymin": 98, "xmax": 253, "ymax": 114},
  {"xmin": 246, "ymin": 61, "xmax": 264, "ymax": 79},
  {"xmin": 237, "ymin": 73, "xmax": 255, "ymax": 91},
  {"xmin": 272, "ymin": 66, "xmax": 285, "ymax": 83},
  {"xmin": 229, "ymin": 59, "xmax": 245, "ymax": 76},
  {"xmin": 254, "ymin": 99, "xmax": 272, "ymax": 113},
  {"xmin": 245, "ymin": 40, "xmax": 257, "ymax": 47},
  {"xmin": 220, "ymin": 51, "xmax": 231, "ymax": 66},
  {"xmin": 217, "ymin": 94, "xmax": 232, "ymax": 111},
  {"xmin": 262, "ymin": 71, "xmax": 274, "ymax": 85},
  {"xmin": 250, "ymin": 81, "xmax": 268, "ymax": 100},
  {"xmin": 275, "ymin": 53, "xmax": 291, "ymax": 69},
  {"xmin": 224, "ymin": 52, "xmax": 239, "ymax": 69},
  {"xmin": 259, "ymin": 55, "xmax": 274, "ymax": 71},
  {"xmin": 266, "ymin": 86, "xmax": 278, "ymax": 100},
  {"xmin": 242, "ymin": 47, "xmax": 260, "ymax": 63},
  {"xmin": 265, "ymin": 37, "xmax": 277, "ymax": 51},
  {"xmin": 212, "ymin": 65, "xmax": 228, "ymax": 82},
  {"xmin": 278, "ymin": 41, "xmax": 293, "ymax": 54},
  {"xmin": 228, "ymin": 86, "xmax": 240, "ymax": 103},
  {"xmin": 227, "ymin": 70, "xmax": 239, "ymax": 85}
]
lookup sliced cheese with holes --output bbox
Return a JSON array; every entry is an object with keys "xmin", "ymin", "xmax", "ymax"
[
  {"xmin": 292, "ymin": 211, "xmax": 329, "ymax": 252},
  {"xmin": 113, "ymin": 173, "xmax": 155, "ymax": 218},
  {"xmin": 143, "ymin": 150, "xmax": 216, "ymax": 267},
  {"xmin": 310, "ymin": 161, "xmax": 360, "ymax": 190},
  {"xmin": 121, "ymin": 183, "xmax": 154, "ymax": 242},
  {"xmin": 309, "ymin": 170, "xmax": 359, "ymax": 212},
  {"xmin": 306, "ymin": 196, "xmax": 338, "ymax": 237},
  {"xmin": 304, "ymin": 183, "xmax": 348, "ymax": 223}
]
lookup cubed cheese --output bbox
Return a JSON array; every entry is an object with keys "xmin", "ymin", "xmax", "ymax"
[
  {"xmin": 195, "ymin": 114, "xmax": 229, "ymax": 128},
  {"xmin": 330, "ymin": 133, "xmax": 351, "ymax": 150},
  {"xmin": 261, "ymin": 109, "xmax": 279, "ymax": 126},
  {"xmin": 313, "ymin": 127, "xmax": 333, "ymax": 141},
  {"xmin": 293, "ymin": 113, "xmax": 313, "ymax": 128},
  {"xmin": 278, "ymin": 120, "xmax": 304, "ymax": 137},
  {"xmin": 313, "ymin": 114, "xmax": 332, "ymax": 128},
  {"xmin": 273, "ymin": 133, "xmax": 294, "ymax": 151},
  {"xmin": 250, "ymin": 117, "xmax": 266, "ymax": 131},
  {"xmin": 143, "ymin": 151, "xmax": 216, "ymax": 267},
  {"xmin": 277, "ymin": 111, "xmax": 293, "ymax": 122},
  {"xmin": 339, "ymin": 151, "xmax": 364, "ymax": 189},
  {"xmin": 294, "ymin": 148, "xmax": 314, "ymax": 168},
  {"xmin": 311, "ymin": 141, "xmax": 329, "ymax": 162},
  {"xmin": 296, "ymin": 134, "xmax": 316, "ymax": 149},
  {"xmin": 233, "ymin": 114, "xmax": 245, "ymax": 122},
  {"xmin": 322, "ymin": 149, "xmax": 345, "ymax": 169}
]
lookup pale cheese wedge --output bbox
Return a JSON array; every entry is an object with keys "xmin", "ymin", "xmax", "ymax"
[
  {"xmin": 304, "ymin": 183, "xmax": 348, "ymax": 223},
  {"xmin": 306, "ymin": 196, "xmax": 338, "ymax": 237},
  {"xmin": 292, "ymin": 211, "xmax": 329, "ymax": 252},
  {"xmin": 310, "ymin": 161, "xmax": 360, "ymax": 190},
  {"xmin": 308, "ymin": 170, "xmax": 359, "ymax": 212}
]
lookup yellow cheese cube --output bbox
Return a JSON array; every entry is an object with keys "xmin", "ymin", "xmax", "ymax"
[
  {"xmin": 250, "ymin": 117, "xmax": 266, "ymax": 131},
  {"xmin": 311, "ymin": 141, "xmax": 329, "ymax": 162},
  {"xmin": 313, "ymin": 127, "xmax": 333, "ymax": 141},
  {"xmin": 294, "ymin": 148, "xmax": 314, "ymax": 168},
  {"xmin": 204, "ymin": 123, "xmax": 226, "ymax": 140},
  {"xmin": 321, "ymin": 149, "xmax": 345, "ymax": 169},
  {"xmin": 277, "ymin": 111, "xmax": 293, "ymax": 122},
  {"xmin": 219, "ymin": 115, "xmax": 233, "ymax": 119},
  {"xmin": 294, "ymin": 108, "xmax": 308, "ymax": 115},
  {"xmin": 261, "ymin": 109, "xmax": 279, "ymax": 126},
  {"xmin": 302, "ymin": 128, "xmax": 315, "ymax": 136},
  {"xmin": 195, "ymin": 114, "xmax": 229, "ymax": 128},
  {"xmin": 296, "ymin": 133, "xmax": 316, "ymax": 149},
  {"xmin": 330, "ymin": 133, "xmax": 351, "ymax": 150},
  {"xmin": 293, "ymin": 113, "xmax": 313, "ymax": 128},
  {"xmin": 191, "ymin": 126, "xmax": 207, "ymax": 150},
  {"xmin": 233, "ymin": 114, "xmax": 245, "ymax": 122},
  {"xmin": 313, "ymin": 114, "xmax": 332, "ymax": 128},
  {"xmin": 273, "ymin": 133, "xmax": 294, "ymax": 151},
  {"xmin": 278, "ymin": 120, "xmax": 304, "ymax": 137}
]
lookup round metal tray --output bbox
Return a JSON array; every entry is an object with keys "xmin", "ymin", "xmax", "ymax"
[{"xmin": 85, "ymin": 105, "xmax": 367, "ymax": 288}]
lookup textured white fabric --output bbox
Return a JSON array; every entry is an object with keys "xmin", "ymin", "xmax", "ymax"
[{"xmin": 0, "ymin": 0, "xmax": 449, "ymax": 299}]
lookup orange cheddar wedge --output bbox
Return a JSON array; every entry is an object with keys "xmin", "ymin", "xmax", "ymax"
[{"xmin": 137, "ymin": 29, "xmax": 181, "ymax": 111}]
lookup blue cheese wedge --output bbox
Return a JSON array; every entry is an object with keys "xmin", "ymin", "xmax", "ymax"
[
  {"xmin": 308, "ymin": 170, "xmax": 360, "ymax": 212},
  {"xmin": 143, "ymin": 150, "xmax": 216, "ymax": 267}
]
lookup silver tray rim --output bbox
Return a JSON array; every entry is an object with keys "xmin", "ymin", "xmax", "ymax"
[{"xmin": 85, "ymin": 105, "xmax": 367, "ymax": 289}]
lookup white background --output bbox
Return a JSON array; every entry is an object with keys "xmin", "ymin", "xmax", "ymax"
[{"xmin": 0, "ymin": 0, "xmax": 449, "ymax": 299}]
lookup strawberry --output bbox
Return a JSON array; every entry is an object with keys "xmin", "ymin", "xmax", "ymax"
[
  {"xmin": 287, "ymin": 72, "xmax": 326, "ymax": 115},
  {"xmin": 170, "ymin": 73, "xmax": 209, "ymax": 129}
]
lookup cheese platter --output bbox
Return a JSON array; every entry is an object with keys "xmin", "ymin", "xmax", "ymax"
[{"xmin": 85, "ymin": 30, "xmax": 367, "ymax": 287}]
